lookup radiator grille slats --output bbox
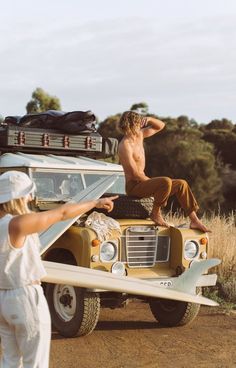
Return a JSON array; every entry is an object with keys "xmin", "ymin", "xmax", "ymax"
[
  {"xmin": 156, "ymin": 236, "xmax": 170, "ymax": 262},
  {"xmin": 121, "ymin": 227, "xmax": 170, "ymax": 267}
]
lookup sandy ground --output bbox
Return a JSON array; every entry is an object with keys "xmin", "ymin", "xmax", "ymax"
[{"xmin": 49, "ymin": 301, "xmax": 236, "ymax": 368}]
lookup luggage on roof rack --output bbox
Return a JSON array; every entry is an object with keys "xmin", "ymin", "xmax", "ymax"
[
  {"xmin": 0, "ymin": 110, "xmax": 118, "ymax": 158},
  {"xmin": 3, "ymin": 110, "xmax": 97, "ymax": 134}
]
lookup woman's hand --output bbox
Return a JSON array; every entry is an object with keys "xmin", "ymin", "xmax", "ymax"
[{"xmin": 95, "ymin": 195, "xmax": 119, "ymax": 212}]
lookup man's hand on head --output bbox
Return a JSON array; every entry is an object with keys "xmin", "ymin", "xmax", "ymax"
[
  {"xmin": 140, "ymin": 116, "xmax": 148, "ymax": 129},
  {"xmin": 141, "ymin": 116, "xmax": 165, "ymax": 138}
]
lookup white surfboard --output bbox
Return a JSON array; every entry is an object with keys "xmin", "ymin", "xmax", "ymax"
[
  {"xmin": 42, "ymin": 258, "xmax": 221, "ymax": 306},
  {"xmin": 39, "ymin": 174, "xmax": 119, "ymax": 255}
]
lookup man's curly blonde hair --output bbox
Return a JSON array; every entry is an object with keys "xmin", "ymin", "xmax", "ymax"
[{"xmin": 119, "ymin": 111, "xmax": 144, "ymax": 135}]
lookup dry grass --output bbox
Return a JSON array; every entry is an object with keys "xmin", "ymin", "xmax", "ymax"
[
  {"xmin": 166, "ymin": 211, "xmax": 236, "ymax": 277},
  {"xmin": 166, "ymin": 211, "xmax": 236, "ymax": 303},
  {"xmin": 204, "ymin": 213, "xmax": 236, "ymax": 304},
  {"xmin": 204, "ymin": 213, "xmax": 236, "ymax": 277}
]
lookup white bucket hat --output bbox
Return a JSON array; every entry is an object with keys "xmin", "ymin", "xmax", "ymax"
[{"xmin": 0, "ymin": 171, "xmax": 36, "ymax": 204}]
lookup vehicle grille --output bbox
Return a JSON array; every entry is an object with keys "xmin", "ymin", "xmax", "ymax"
[
  {"xmin": 121, "ymin": 227, "xmax": 170, "ymax": 268},
  {"xmin": 156, "ymin": 236, "xmax": 170, "ymax": 262}
]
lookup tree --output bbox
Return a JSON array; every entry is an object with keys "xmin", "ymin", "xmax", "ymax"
[
  {"xmin": 202, "ymin": 130, "xmax": 236, "ymax": 170},
  {"xmin": 26, "ymin": 88, "xmax": 61, "ymax": 113},
  {"xmin": 98, "ymin": 114, "xmax": 122, "ymax": 141},
  {"xmin": 205, "ymin": 118, "xmax": 234, "ymax": 131},
  {"xmin": 176, "ymin": 115, "xmax": 190, "ymax": 129},
  {"xmin": 0, "ymin": 115, "xmax": 3, "ymax": 124},
  {"xmin": 130, "ymin": 102, "xmax": 149, "ymax": 115},
  {"xmin": 221, "ymin": 167, "xmax": 236, "ymax": 212},
  {"xmin": 144, "ymin": 117, "xmax": 223, "ymax": 212}
]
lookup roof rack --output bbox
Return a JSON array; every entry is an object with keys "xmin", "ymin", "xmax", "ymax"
[{"xmin": 0, "ymin": 125, "xmax": 117, "ymax": 158}]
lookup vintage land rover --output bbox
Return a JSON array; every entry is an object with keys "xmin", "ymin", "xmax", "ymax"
[{"xmin": 0, "ymin": 121, "xmax": 218, "ymax": 338}]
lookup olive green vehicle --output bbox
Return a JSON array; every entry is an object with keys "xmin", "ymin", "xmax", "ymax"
[{"xmin": 0, "ymin": 149, "xmax": 218, "ymax": 338}]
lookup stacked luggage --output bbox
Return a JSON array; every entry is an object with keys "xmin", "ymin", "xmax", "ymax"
[{"xmin": 0, "ymin": 110, "xmax": 117, "ymax": 158}]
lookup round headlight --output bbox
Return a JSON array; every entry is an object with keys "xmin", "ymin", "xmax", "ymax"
[
  {"xmin": 184, "ymin": 240, "xmax": 199, "ymax": 260},
  {"xmin": 100, "ymin": 241, "xmax": 117, "ymax": 262},
  {"xmin": 111, "ymin": 262, "xmax": 126, "ymax": 276}
]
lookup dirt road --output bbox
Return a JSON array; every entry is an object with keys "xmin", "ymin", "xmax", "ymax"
[{"xmin": 49, "ymin": 301, "xmax": 236, "ymax": 368}]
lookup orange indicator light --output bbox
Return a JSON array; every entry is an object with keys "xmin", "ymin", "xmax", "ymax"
[
  {"xmin": 200, "ymin": 237, "xmax": 208, "ymax": 245},
  {"xmin": 92, "ymin": 239, "xmax": 101, "ymax": 247}
]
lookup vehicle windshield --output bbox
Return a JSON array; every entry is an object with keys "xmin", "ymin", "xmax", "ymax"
[
  {"xmin": 32, "ymin": 171, "xmax": 84, "ymax": 200},
  {"xmin": 31, "ymin": 171, "xmax": 125, "ymax": 201},
  {"xmin": 84, "ymin": 174, "xmax": 125, "ymax": 194}
]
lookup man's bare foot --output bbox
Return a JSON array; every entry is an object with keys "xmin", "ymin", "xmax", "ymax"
[
  {"xmin": 150, "ymin": 214, "xmax": 171, "ymax": 228},
  {"xmin": 190, "ymin": 219, "xmax": 211, "ymax": 233},
  {"xmin": 189, "ymin": 211, "xmax": 211, "ymax": 232}
]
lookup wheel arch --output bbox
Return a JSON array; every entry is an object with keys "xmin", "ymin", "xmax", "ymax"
[
  {"xmin": 43, "ymin": 247, "xmax": 77, "ymax": 265},
  {"xmin": 43, "ymin": 246, "xmax": 100, "ymax": 337}
]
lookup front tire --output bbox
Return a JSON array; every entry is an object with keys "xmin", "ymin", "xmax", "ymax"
[
  {"xmin": 45, "ymin": 283, "xmax": 100, "ymax": 337},
  {"xmin": 149, "ymin": 299, "xmax": 200, "ymax": 327}
]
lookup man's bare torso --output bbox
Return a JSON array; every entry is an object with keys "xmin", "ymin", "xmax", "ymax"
[{"xmin": 118, "ymin": 133, "xmax": 148, "ymax": 182}]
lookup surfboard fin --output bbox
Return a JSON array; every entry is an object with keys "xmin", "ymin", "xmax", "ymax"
[{"xmin": 155, "ymin": 258, "xmax": 221, "ymax": 295}]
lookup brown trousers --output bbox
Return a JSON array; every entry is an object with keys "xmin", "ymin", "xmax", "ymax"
[{"xmin": 126, "ymin": 177, "xmax": 199, "ymax": 216}]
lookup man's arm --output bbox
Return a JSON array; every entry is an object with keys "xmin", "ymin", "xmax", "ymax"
[{"xmin": 141, "ymin": 116, "xmax": 165, "ymax": 138}]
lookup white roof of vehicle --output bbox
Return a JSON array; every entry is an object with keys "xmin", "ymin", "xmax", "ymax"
[{"xmin": 0, "ymin": 152, "xmax": 123, "ymax": 172}]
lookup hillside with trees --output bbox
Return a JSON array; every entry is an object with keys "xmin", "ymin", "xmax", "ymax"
[
  {"xmin": 98, "ymin": 103, "xmax": 236, "ymax": 214},
  {"xmin": 1, "ymin": 92, "xmax": 235, "ymax": 213}
]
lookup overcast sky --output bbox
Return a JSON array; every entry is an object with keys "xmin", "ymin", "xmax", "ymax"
[{"xmin": 0, "ymin": 0, "xmax": 235, "ymax": 123}]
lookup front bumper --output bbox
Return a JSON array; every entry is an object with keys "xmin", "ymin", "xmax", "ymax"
[
  {"xmin": 147, "ymin": 273, "xmax": 217, "ymax": 288},
  {"xmin": 88, "ymin": 274, "xmax": 217, "ymax": 293}
]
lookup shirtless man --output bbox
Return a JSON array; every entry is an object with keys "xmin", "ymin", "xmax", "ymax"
[{"xmin": 118, "ymin": 111, "xmax": 210, "ymax": 232}]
